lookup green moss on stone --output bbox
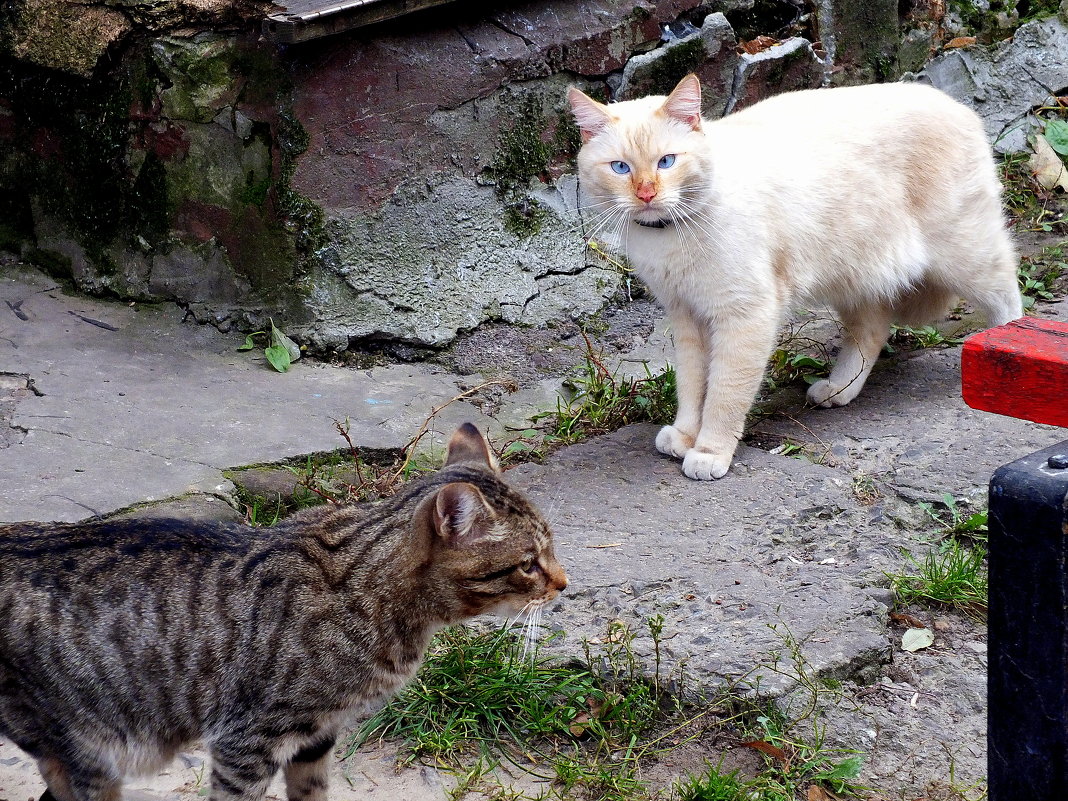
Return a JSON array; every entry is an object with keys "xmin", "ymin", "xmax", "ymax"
[
  {"xmin": 491, "ymin": 95, "xmax": 552, "ymax": 195},
  {"xmin": 489, "ymin": 96, "xmax": 557, "ymax": 237},
  {"xmin": 26, "ymin": 246, "xmax": 72, "ymax": 279},
  {"xmin": 636, "ymin": 37, "xmax": 707, "ymax": 96}
]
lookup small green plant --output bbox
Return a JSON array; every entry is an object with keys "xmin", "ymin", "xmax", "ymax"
[
  {"xmin": 350, "ymin": 625, "xmax": 604, "ymax": 761},
  {"xmin": 237, "ymin": 318, "xmax": 301, "ymax": 373},
  {"xmin": 888, "ymin": 324, "xmax": 964, "ymax": 351},
  {"xmin": 240, "ymin": 494, "xmax": 284, "ymax": 527},
  {"xmin": 1018, "ymin": 244, "xmax": 1066, "ymax": 306},
  {"xmin": 888, "ymin": 540, "xmax": 989, "ymax": 614},
  {"xmin": 766, "ymin": 348, "xmax": 830, "ymax": 390},
  {"xmin": 1000, "ymin": 150, "xmax": 1067, "ymax": 233},
  {"xmin": 539, "ymin": 336, "xmax": 677, "ymax": 444},
  {"xmin": 674, "ymin": 762, "xmax": 749, "ymax": 801},
  {"xmin": 918, "ymin": 493, "xmax": 989, "ymax": 544}
]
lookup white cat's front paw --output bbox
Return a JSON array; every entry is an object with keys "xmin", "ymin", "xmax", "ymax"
[
  {"xmin": 807, "ymin": 379, "xmax": 852, "ymax": 408},
  {"xmin": 655, "ymin": 425, "xmax": 694, "ymax": 459},
  {"xmin": 681, "ymin": 449, "xmax": 732, "ymax": 480}
]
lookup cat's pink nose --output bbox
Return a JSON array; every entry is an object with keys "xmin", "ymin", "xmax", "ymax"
[{"xmin": 635, "ymin": 182, "xmax": 657, "ymax": 203}]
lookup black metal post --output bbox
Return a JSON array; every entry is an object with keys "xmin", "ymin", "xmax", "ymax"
[{"xmin": 988, "ymin": 440, "xmax": 1068, "ymax": 801}]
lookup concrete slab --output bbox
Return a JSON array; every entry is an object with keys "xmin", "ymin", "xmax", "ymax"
[
  {"xmin": 2, "ymin": 259, "xmax": 1067, "ymax": 798},
  {"xmin": 0, "ymin": 265, "xmax": 500, "ymax": 522}
]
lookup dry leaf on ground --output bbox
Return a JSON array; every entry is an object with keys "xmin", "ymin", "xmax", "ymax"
[
  {"xmin": 901, "ymin": 627, "xmax": 936, "ymax": 652},
  {"xmin": 945, "ymin": 36, "xmax": 976, "ymax": 48},
  {"xmin": 890, "ymin": 611, "xmax": 927, "ymax": 629},
  {"xmin": 737, "ymin": 35, "xmax": 779, "ymax": 55},
  {"xmin": 1030, "ymin": 135, "xmax": 1068, "ymax": 192}
]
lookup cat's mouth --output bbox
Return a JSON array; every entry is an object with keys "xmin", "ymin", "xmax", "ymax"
[{"xmin": 634, "ymin": 217, "xmax": 672, "ymax": 229}]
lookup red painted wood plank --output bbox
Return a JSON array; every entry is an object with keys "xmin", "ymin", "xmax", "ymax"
[{"xmin": 961, "ymin": 317, "xmax": 1068, "ymax": 427}]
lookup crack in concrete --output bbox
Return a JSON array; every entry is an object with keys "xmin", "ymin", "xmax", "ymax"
[
  {"xmin": 488, "ymin": 17, "xmax": 534, "ymax": 49},
  {"xmin": 20, "ymin": 427, "xmax": 223, "ymax": 471}
]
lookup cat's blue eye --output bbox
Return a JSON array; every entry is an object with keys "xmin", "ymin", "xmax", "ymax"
[
  {"xmin": 658, "ymin": 154, "xmax": 677, "ymax": 169},
  {"xmin": 610, "ymin": 161, "xmax": 631, "ymax": 175}
]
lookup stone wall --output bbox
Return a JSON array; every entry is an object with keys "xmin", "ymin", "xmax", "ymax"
[{"xmin": 1, "ymin": 0, "xmax": 931, "ymax": 350}]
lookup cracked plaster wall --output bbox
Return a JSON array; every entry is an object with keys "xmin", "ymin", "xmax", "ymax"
[{"xmin": 2, "ymin": 0, "xmax": 906, "ymax": 350}]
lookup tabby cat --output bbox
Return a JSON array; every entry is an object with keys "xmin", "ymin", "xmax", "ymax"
[
  {"xmin": 569, "ymin": 75, "xmax": 1023, "ymax": 480},
  {"xmin": 0, "ymin": 423, "xmax": 566, "ymax": 801}
]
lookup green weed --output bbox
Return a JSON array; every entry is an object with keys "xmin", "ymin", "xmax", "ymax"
[
  {"xmin": 888, "ymin": 540, "xmax": 989, "ymax": 615},
  {"xmin": 766, "ymin": 348, "xmax": 830, "ymax": 390},
  {"xmin": 1018, "ymin": 243, "xmax": 1066, "ymax": 306},
  {"xmin": 674, "ymin": 762, "xmax": 749, "ymax": 801},
  {"xmin": 918, "ymin": 494, "xmax": 989, "ymax": 544},
  {"xmin": 1000, "ymin": 151, "xmax": 1066, "ymax": 234},
  {"xmin": 538, "ymin": 340, "xmax": 676, "ymax": 444},
  {"xmin": 888, "ymin": 324, "xmax": 964, "ymax": 351},
  {"xmin": 236, "ymin": 318, "xmax": 301, "ymax": 373}
]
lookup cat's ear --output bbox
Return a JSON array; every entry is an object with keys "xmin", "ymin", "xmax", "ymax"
[
  {"xmin": 568, "ymin": 87, "xmax": 612, "ymax": 143},
  {"xmin": 662, "ymin": 74, "xmax": 703, "ymax": 131},
  {"xmin": 432, "ymin": 482, "xmax": 493, "ymax": 547},
  {"xmin": 444, "ymin": 422, "xmax": 500, "ymax": 472}
]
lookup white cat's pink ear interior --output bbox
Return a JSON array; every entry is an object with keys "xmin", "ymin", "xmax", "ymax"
[
  {"xmin": 568, "ymin": 87, "xmax": 612, "ymax": 143},
  {"xmin": 662, "ymin": 74, "xmax": 703, "ymax": 130}
]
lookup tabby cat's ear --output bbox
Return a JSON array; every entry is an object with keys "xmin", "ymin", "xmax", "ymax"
[
  {"xmin": 432, "ymin": 482, "xmax": 493, "ymax": 546},
  {"xmin": 662, "ymin": 74, "xmax": 703, "ymax": 131},
  {"xmin": 444, "ymin": 422, "xmax": 500, "ymax": 473},
  {"xmin": 568, "ymin": 87, "xmax": 613, "ymax": 143}
]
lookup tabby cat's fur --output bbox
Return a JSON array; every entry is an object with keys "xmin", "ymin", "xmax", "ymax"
[
  {"xmin": 569, "ymin": 75, "xmax": 1023, "ymax": 480},
  {"xmin": 0, "ymin": 423, "xmax": 566, "ymax": 801}
]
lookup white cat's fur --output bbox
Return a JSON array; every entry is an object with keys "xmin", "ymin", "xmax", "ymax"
[{"xmin": 569, "ymin": 75, "xmax": 1022, "ymax": 480}]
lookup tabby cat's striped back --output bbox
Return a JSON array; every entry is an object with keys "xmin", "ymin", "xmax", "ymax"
[{"xmin": 0, "ymin": 423, "xmax": 566, "ymax": 801}]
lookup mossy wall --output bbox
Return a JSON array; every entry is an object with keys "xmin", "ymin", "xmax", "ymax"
[
  {"xmin": 4, "ymin": 0, "xmax": 1037, "ymax": 350},
  {"xmin": 0, "ymin": 31, "xmax": 321, "ymax": 331}
]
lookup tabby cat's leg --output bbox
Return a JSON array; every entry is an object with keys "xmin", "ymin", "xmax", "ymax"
[
  {"xmin": 208, "ymin": 742, "xmax": 276, "ymax": 801},
  {"xmin": 683, "ymin": 307, "xmax": 781, "ymax": 480},
  {"xmin": 284, "ymin": 733, "xmax": 336, "ymax": 801},
  {"xmin": 61, "ymin": 763, "xmax": 122, "ymax": 801},
  {"xmin": 656, "ymin": 306, "xmax": 708, "ymax": 459},
  {"xmin": 807, "ymin": 304, "xmax": 894, "ymax": 408},
  {"xmin": 36, "ymin": 757, "xmax": 74, "ymax": 801}
]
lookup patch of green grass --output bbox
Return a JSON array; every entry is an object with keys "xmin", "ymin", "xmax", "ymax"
[
  {"xmin": 537, "ymin": 345, "xmax": 677, "ymax": 445},
  {"xmin": 352, "ymin": 615, "xmax": 870, "ymax": 801},
  {"xmin": 1000, "ymin": 151, "xmax": 1067, "ymax": 234},
  {"xmin": 888, "ymin": 540, "xmax": 989, "ymax": 615},
  {"xmin": 1018, "ymin": 243, "xmax": 1066, "ymax": 306},
  {"xmin": 350, "ymin": 626, "xmax": 603, "ymax": 761},
  {"xmin": 352, "ymin": 616, "xmax": 681, "ymax": 768},
  {"xmin": 675, "ymin": 762, "xmax": 749, "ymax": 801}
]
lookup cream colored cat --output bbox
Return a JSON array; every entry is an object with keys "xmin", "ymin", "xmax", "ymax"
[{"xmin": 568, "ymin": 75, "xmax": 1023, "ymax": 480}]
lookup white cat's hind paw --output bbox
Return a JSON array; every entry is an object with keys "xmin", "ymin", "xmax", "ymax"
[
  {"xmin": 806, "ymin": 379, "xmax": 855, "ymax": 408},
  {"xmin": 655, "ymin": 425, "xmax": 693, "ymax": 459},
  {"xmin": 681, "ymin": 449, "xmax": 731, "ymax": 481}
]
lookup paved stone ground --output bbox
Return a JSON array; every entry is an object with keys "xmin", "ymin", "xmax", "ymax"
[{"xmin": 1, "ymin": 260, "xmax": 1066, "ymax": 800}]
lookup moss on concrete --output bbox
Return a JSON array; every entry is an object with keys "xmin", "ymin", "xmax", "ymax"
[
  {"xmin": 490, "ymin": 95, "xmax": 573, "ymax": 237},
  {"xmin": 633, "ymin": 36, "xmax": 707, "ymax": 96}
]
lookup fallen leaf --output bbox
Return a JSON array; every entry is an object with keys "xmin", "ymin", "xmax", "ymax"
[
  {"xmin": 901, "ymin": 627, "xmax": 935, "ymax": 652},
  {"xmin": 1044, "ymin": 118, "xmax": 1068, "ymax": 156},
  {"xmin": 740, "ymin": 740, "xmax": 789, "ymax": 762},
  {"xmin": 1030, "ymin": 134, "xmax": 1068, "ymax": 192},
  {"xmin": 568, "ymin": 712, "xmax": 590, "ymax": 737},
  {"xmin": 890, "ymin": 611, "xmax": 927, "ymax": 629},
  {"xmin": 808, "ymin": 786, "xmax": 835, "ymax": 801},
  {"xmin": 737, "ymin": 35, "xmax": 779, "ymax": 55},
  {"xmin": 945, "ymin": 36, "xmax": 976, "ymax": 48}
]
